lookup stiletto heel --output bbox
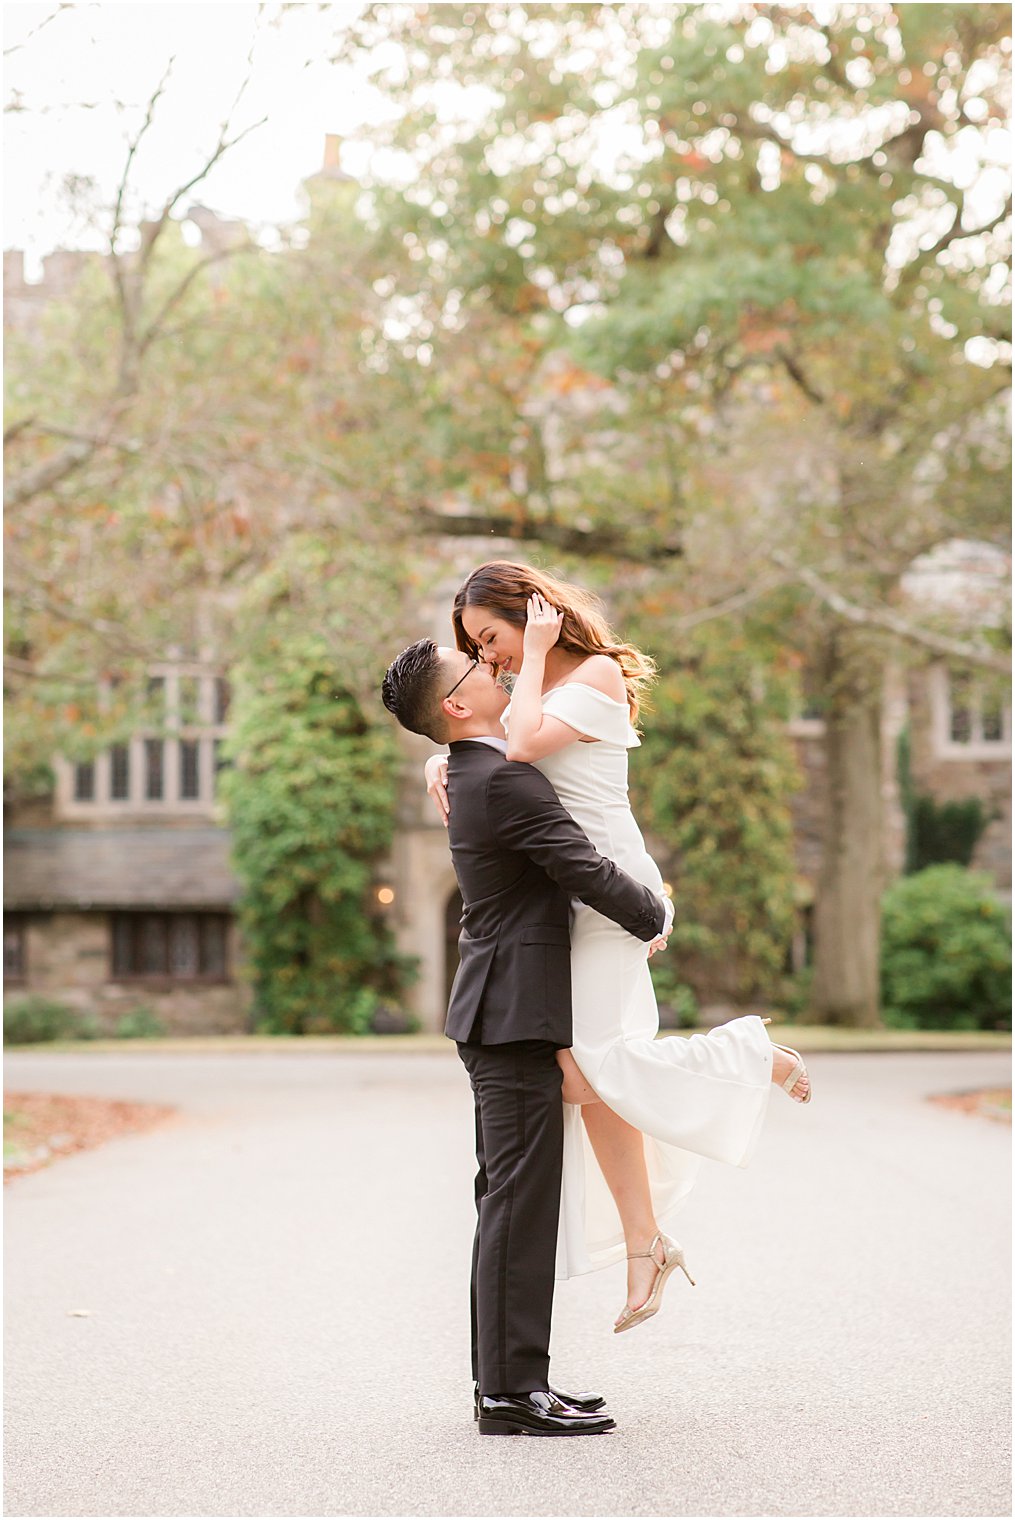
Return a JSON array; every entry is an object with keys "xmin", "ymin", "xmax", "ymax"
[{"xmin": 613, "ymin": 1232, "xmax": 695, "ymax": 1334}]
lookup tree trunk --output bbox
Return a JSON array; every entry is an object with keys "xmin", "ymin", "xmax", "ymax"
[{"xmin": 810, "ymin": 629, "xmax": 886, "ymax": 1026}]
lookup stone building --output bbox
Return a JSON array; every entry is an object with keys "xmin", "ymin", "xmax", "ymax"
[{"xmin": 4, "ymin": 658, "xmax": 246, "ymax": 1034}]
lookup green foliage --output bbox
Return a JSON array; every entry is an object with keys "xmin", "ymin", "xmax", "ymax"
[
  {"xmin": 219, "ymin": 618, "xmax": 412, "ymax": 1035},
  {"xmin": 880, "ymin": 865, "xmax": 1011, "ymax": 1031},
  {"xmin": 3, "ymin": 997, "xmax": 97, "ymax": 1045},
  {"xmin": 908, "ymin": 796, "xmax": 988, "ymax": 873},
  {"xmin": 627, "ymin": 616, "xmax": 802, "ymax": 1001},
  {"xmin": 775, "ymin": 967, "xmax": 814, "ymax": 1025},
  {"xmin": 897, "ymin": 727, "xmax": 989, "ymax": 872},
  {"xmin": 649, "ymin": 958, "xmax": 700, "ymax": 1029},
  {"xmin": 113, "ymin": 1005, "xmax": 166, "ymax": 1040},
  {"xmin": 3, "ymin": 189, "xmax": 420, "ymax": 791}
]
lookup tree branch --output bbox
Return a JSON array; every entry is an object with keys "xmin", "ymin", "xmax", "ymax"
[
  {"xmin": 911, "ymin": 196, "xmax": 1012, "ymax": 268},
  {"xmin": 414, "ymin": 508, "xmax": 683, "ymax": 562},
  {"xmin": 7, "ymin": 60, "xmax": 266, "ymax": 513},
  {"xmin": 776, "ymin": 346, "xmax": 826, "ymax": 406},
  {"xmin": 3, "ymin": 655, "xmax": 102, "ymax": 687},
  {"xmin": 138, "ymin": 243, "xmax": 253, "ymax": 356},
  {"xmin": 3, "ymin": 4, "xmax": 67, "ymax": 58},
  {"xmin": 3, "ymin": 416, "xmax": 36, "ymax": 446},
  {"xmin": 770, "ymin": 550, "xmax": 1010, "ymax": 673},
  {"xmin": 671, "ymin": 573, "xmax": 796, "ymax": 630},
  {"xmin": 110, "ymin": 58, "xmax": 174, "ymax": 256},
  {"xmin": 2, "ymin": 403, "xmax": 126, "ymax": 511}
]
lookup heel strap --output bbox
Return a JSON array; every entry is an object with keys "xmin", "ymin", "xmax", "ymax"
[
  {"xmin": 626, "ymin": 1231, "xmax": 663, "ymax": 1261},
  {"xmin": 773, "ymin": 1042, "xmax": 808, "ymax": 1094}
]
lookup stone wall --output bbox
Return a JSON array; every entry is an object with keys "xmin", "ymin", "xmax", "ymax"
[
  {"xmin": 4, "ymin": 912, "xmax": 250, "ymax": 1035},
  {"xmin": 907, "ymin": 672, "xmax": 1012, "ymax": 892}
]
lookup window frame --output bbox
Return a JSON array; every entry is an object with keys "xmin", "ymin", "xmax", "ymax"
[
  {"xmin": 56, "ymin": 663, "xmax": 231, "ymax": 819},
  {"xmin": 3, "ymin": 914, "xmax": 28, "ymax": 984},
  {"xmin": 108, "ymin": 911, "xmax": 231, "ymax": 985},
  {"xmin": 931, "ymin": 664, "xmax": 1012, "ymax": 761}
]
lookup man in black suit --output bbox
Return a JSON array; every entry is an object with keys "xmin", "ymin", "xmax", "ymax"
[{"xmin": 381, "ymin": 640, "xmax": 670, "ymax": 1437}]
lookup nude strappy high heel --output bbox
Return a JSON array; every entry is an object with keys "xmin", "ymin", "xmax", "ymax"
[
  {"xmin": 772, "ymin": 1041, "xmax": 812, "ymax": 1102},
  {"xmin": 613, "ymin": 1232, "xmax": 695, "ymax": 1334},
  {"xmin": 760, "ymin": 1018, "xmax": 811, "ymax": 1103}
]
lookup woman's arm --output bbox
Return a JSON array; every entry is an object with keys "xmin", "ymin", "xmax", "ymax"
[
  {"xmin": 506, "ymin": 595, "xmax": 627, "ymax": 762},
  {"xmin": 504, "ymin": 594, "xmax": 563, "ymax": 761},
  {"xmin": 424, "ymin": 752, "xmax": 450, "ymax": 826}
]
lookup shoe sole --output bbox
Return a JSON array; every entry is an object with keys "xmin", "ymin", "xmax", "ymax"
[{"xmin": 477, "ymin": 1419, "xmax": 614, "ymax": 1436}]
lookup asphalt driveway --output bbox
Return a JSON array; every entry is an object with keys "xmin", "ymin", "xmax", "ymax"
[{"xmin": 3, "ymin": 1046, "xmax": 1011, "ymax": 1517}]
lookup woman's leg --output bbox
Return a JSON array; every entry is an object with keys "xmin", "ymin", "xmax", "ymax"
[
  {"xmin": 556, "ymin": 1048, "xmax": 601, "ymax": 1105},
  {"xmin": 580, "ymin": 1102, "xmax": 667, "ymax": 1321},
  {"xmin": 556, "ymin": 1053, "xmax": 665, "ymax": 1318}
]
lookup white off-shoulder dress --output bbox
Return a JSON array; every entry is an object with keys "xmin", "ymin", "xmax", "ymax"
[{"xmin": 502, "ymin": 682, "xmax": 773, "ymax": 1280}]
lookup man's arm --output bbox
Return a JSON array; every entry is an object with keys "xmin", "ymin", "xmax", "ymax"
[{"xmin": 486, "ymin": 763, "xmax": 667, "ymax": 942}]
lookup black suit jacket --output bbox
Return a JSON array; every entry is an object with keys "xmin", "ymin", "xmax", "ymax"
[{"xmin": 444, "ymin": 740, "xmax": 666, "ymax": 1047}]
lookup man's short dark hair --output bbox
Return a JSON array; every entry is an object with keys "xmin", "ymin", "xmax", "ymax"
[{"xmin": 381, "ymin": 639, "xmax": 452, "ymax": 744}]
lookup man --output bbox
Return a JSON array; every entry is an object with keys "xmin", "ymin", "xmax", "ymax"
[{"xmin": 381, "ymin": 640, "xmax": 671, "ymax": 1437}]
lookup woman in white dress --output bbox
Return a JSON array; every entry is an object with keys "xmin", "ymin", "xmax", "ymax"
[{"xmin": 426, "ymin": 561, "xmax": 811, "ymax": 1332}]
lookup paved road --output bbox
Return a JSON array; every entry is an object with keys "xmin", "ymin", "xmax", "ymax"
[{"xmin": 4, "ymin": 1046, "xmax": 1011, "ymax": 1518}]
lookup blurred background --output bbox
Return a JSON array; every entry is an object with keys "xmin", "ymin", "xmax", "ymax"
[{"xmin": 4, "ymin": 2, "xmax": 1011, "ymax": 1044}]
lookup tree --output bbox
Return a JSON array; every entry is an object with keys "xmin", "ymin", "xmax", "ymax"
[
  {"xmin": 340, "ymin": 2, "xmax": 1011, "ymax": 1023},
  {"xmin": 625, "ymin": 610, "xmax": 802, "ymax": 1004},
  {"xmin": 4, "ymin": 63, "xmax": 419, "ymax": 793}
]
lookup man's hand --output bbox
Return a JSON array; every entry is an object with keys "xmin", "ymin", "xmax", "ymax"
[
  {"xmin": 522, "ymin": 592, "xmax": 564, "ymax": 658},
  {"xmin": 425, "ymin": 754, "xmax": 450, "ymax": 827}
]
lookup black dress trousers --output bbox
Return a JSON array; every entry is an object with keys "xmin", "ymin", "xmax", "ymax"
[{"xmin": 457, "ymin": 1039, "xmax": 564, "ymax": 1396}]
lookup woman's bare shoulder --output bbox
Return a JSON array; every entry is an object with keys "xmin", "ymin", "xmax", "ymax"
[{"xmin": 564, "ymin": 653, "xmax": 627, "ymax": 700}]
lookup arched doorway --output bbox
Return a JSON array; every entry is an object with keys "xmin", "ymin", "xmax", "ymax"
[{"xmin": 444, "ymin": 886, "xmax": 464, "ymax": 1008}]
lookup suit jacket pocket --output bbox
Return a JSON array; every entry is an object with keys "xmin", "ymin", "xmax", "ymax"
[
  {"xmin": 518, "ymin": 925, "xmax": 571, "ymax": 1030},
  {"xmin": 519, "ymin": 925, "xmax": 571, "ymax": 946}
]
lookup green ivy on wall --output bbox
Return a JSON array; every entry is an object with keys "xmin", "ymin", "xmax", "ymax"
[
  {"xmin": 219, "ymin": 632, "xmax": 412, "ymax": 1034},
  {"xmin": 896, "ymin": 727, "xmax": 988, "ymax": 874},
  {"xmin": 628, "ymin": 618, "xmax": 802, "ymax": 1003}
]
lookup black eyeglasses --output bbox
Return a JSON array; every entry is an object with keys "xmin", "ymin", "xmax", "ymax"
[{"xmin": 444, "ymin": 658, "xmax": 479, "ymax": 701}]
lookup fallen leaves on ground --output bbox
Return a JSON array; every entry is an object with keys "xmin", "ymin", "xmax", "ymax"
[
  {"xmin": 928, "ymin": 1088, "xmax": 1011, "ymax": 1125},
  {"xmin": 3, "ymin": 1091, "xmax": 177, "ymax": 1183}
]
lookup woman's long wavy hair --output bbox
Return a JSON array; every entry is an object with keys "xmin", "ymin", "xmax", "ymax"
[{"xmin": 452, "ymin": 561, "xmax": 656, "ymax": 721}]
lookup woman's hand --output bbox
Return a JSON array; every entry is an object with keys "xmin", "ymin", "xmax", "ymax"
[
  {"xmin": 522, "ymin": 592, "xmax": 564, "ymax": 658},
  {"xmin": 424, "ymin": 755, "xmax": 450, "ymax": 827},
  {"xmin": 646, "ymin": 932, "xmax": 669, "ymax": 958}
]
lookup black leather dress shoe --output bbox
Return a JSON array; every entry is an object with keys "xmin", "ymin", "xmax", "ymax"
[
  {"xmin": 472, "ymin": 1381, "xmax": 606, "ymax": 1417},
  {"xmin": 549, "ymin": 1384, "xmax": 607, "ymax": 1413},
  {"xmin": 476, "ymin": 1390, "xmax": 616, "ymax": 1437}
]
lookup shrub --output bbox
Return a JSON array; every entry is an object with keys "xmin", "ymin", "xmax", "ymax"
[
  {"xmin": 3, "ymin": 996, "xmax": 98, "ymax": 1045},
  {"xmin": 880, "ymin": 865, "xmax": 1011, "ymax": 1031},
  {"xmin": 773, "ymin": 966, "xmax": 813, "ymax": 1023},
  {"xmin": 649, "ymin": 960, "xmax": 701, "ymax": 1029},
  {"xmin": 114, "ymin": 1005, "xmax": 166, "ymax": 1039}
]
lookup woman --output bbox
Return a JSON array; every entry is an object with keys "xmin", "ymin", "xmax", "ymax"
[{"xmin": 425, "ymin": 561, "xmax": 810, "ymax": 1332}]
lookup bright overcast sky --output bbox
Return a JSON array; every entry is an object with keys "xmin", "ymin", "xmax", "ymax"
[
  {"xmin": 4, "ymin": 2, "xmax": 384, "ymax": 276},
  {"xmin": 4, "ymin": 2, "xmax": 1010, "ymax": 286}
]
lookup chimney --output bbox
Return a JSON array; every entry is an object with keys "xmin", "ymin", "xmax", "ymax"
[
  {"xmin": 323, "ymin": 135, "xmax": 343, "ymax": 173},
  {"xmin": 3, "ymin": 250, "xmax": 26, "ymax": 294}
]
